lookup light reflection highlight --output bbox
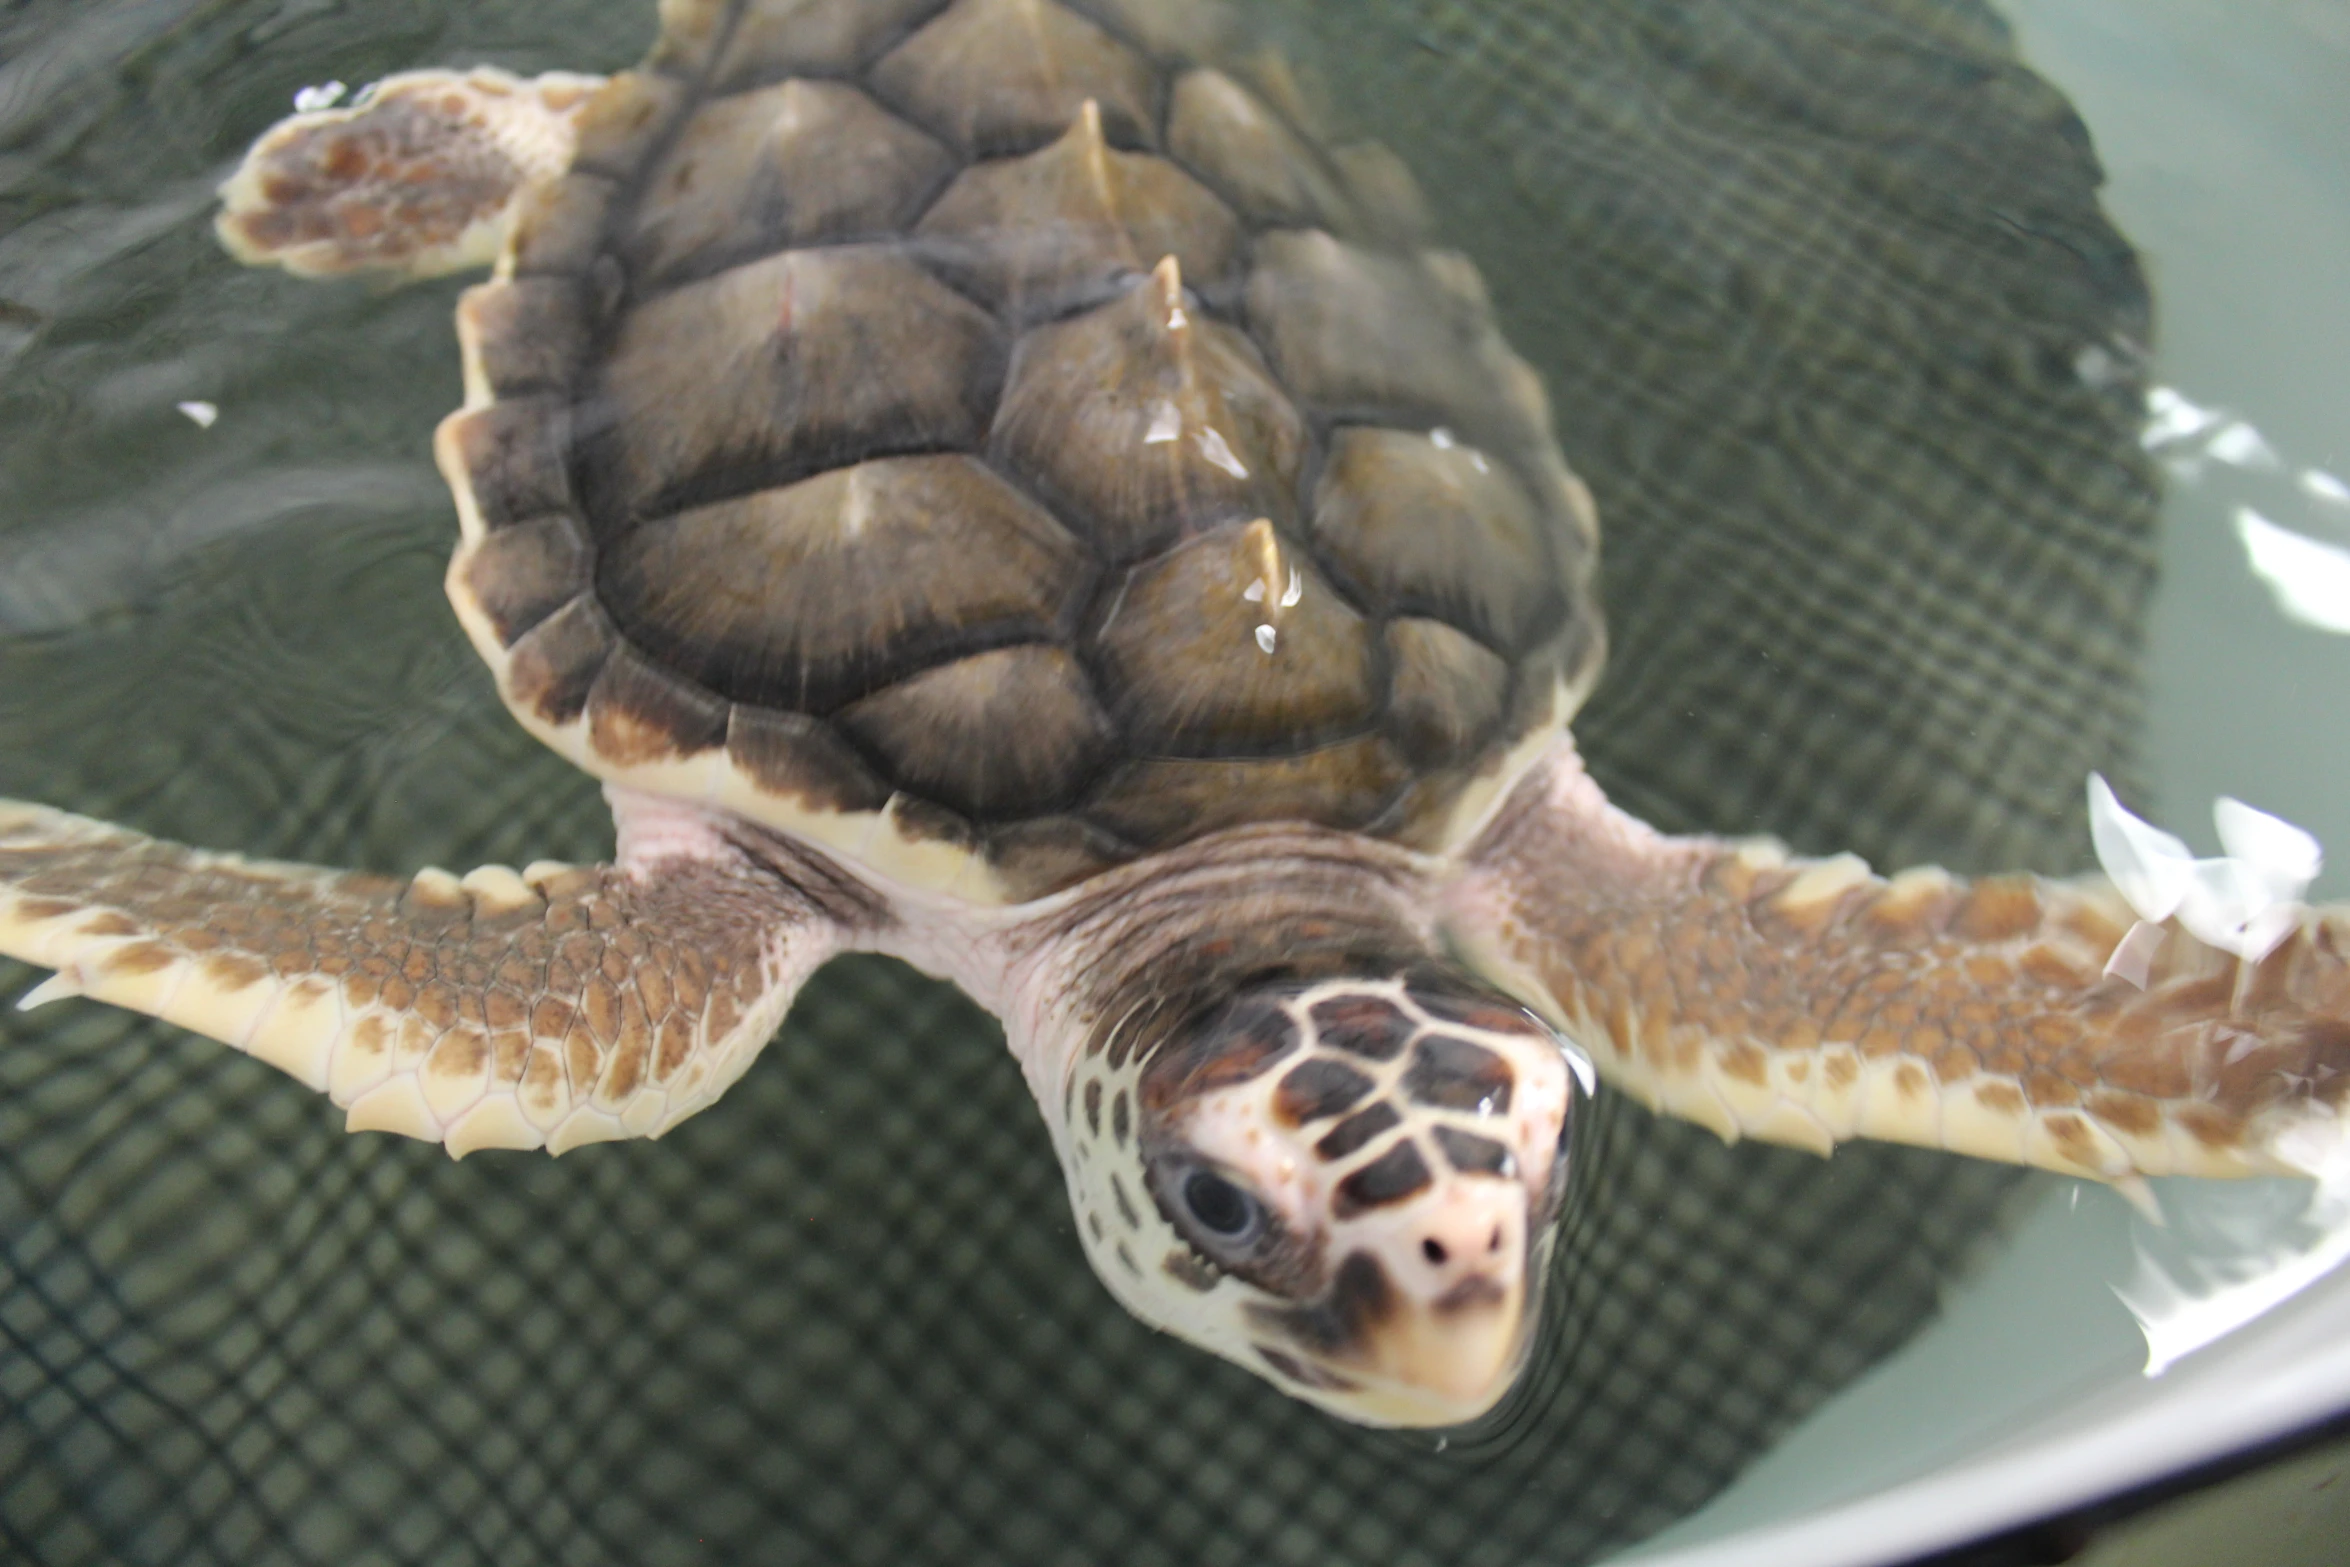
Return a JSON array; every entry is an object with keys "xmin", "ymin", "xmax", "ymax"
[
  {"xmin": 2234, "ymin": 506, "xmax": 2350, "ymax": 635},
  {"xmin": 2088, "ymin": 773, "xmax": 2320, "ymax": 967},
  {"xmin": 2114, "ymin": 1158, "xmax": 2350, "ymax": 1378},
  {"xmin": 2088, "ymin": 774, "xmax": 2347, "ymax": 1373}
]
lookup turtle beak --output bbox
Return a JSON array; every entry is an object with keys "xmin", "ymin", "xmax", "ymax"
[
  {"xmin": 1255, "ymin": 1180, "xmax": 1538, "ymax": 1428},
  {"xmin": 1355, "ymin": 1272, "xmax": 1527, "ymax": 1421}
]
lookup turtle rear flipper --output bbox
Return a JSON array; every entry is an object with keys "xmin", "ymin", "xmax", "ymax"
[
  {"xmin": 217, "ymin": 68, "xmax": 607, "ymax": 281},
  {"xmin": 1446, "ymin": 738, "xmax": 2350, "ymax": 1183},
  {"xmin": 0, "ymin": 792, "xmax": 864, "ymax": 1157}
]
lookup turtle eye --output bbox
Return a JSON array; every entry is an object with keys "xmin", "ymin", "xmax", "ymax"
[{"xmin": 1183, "ymin": 1169, "xmax": 1260, "ymax": 1239}]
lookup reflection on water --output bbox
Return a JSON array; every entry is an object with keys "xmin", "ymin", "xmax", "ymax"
[
  {"xmin": 2122, "ymin": 1167, "xmax": 2350, "ymax": 1378},
  {"xmin": 0, "ymin": 0, "xmax": 2338, "ymax": 1564}
]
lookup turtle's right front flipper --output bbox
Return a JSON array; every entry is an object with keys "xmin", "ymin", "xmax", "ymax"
[
  {"xmin": 217, "ymin": 67, "xmax": 608, "ymax": 280},
  {"xmin": 0, "ymin": 796, "xmax": 866, "ymax": 1157}
]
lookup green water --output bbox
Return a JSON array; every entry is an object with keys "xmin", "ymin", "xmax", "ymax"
[{"xmin": 6, "ymin": 3, "xmax": 2321, "ymax": 1565}]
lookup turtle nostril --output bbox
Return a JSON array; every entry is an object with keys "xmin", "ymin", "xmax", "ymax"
[{"xmin": 1422, "ymin": 1237, "xmax": 1448, "ymax": 1266}]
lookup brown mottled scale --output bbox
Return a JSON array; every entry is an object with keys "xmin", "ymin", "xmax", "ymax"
[{"xmin": 444, "ymin": 0, "xmax": 1601, "ymax": 900}]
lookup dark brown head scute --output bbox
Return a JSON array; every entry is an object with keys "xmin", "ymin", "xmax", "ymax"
[
  {"xmin": 1314, "ymin": 1100, "xmax": 1400, "ymax": 1162},
  {"xmin": 1413, "ymin": 990, "xmax": 1547, "ymax": 1037},
  {"xmin": 1137, "ymin": 991, "xmax": 1300, "ymax": 1112},
  {"xmin": 1308, "ymin": 995, "xmax": 1414, "ymax": 1061},
  {"xmin": 1333, "ymin": 1139, "xmax": 1432, "ymax": 1218},
  {"xmin": 1431, "ymin": 1124, "xmax": 1516, "ymax": 1178},
  {"xmin": 460, "ymin": 0, "xmax": 1602, "ymax": 893},
  {"xmin": 1272, "ymin": 1057, "xmax": 1373, "ymax": 1126},
  {"xmin": 1403, "ymin": 1036, "xmax": 1514, "ymax": 1116}
]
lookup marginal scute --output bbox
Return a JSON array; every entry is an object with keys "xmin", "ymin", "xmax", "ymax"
[
  {"xmin": 586, "ymin": 644, "xmax": 730, "ymax": 767},
  {"xmin": 459, "ymin": 277, "xmax": 592, "ymax": 399},
  {"xmin": 1247, "ymin": 232, "xmax": 1541, "ymax": 461},
  {"xmin": 985, "ymin": 816, "xmax": 1134, "ymax": 900},
  {"xmin": 1065, "ymin": 0, "xmax": 1238, "ymax": 62},
  {"xmin": 1314, "ymin": 427, "xmax": 1560, "ymax": 652},
  {"xmin": 992, "ymin": 263, "xmax": 1302, "ymax": 559},
  {"xmin": 1386, "ymin": 618, "xmax": 1509, "ymax": 766},
  {"xmin": 591, "ymin": 247, "xmax": 1003, "ymax": 521},
  {"xmin": 1095, "ymin": 518, "xmax": 1373, "ymax": 753},
  {"xmin": 917, "ymin": 102, "xmax": 1240, "ymax": 322},
  {"xmin": 631, "ymin": 80, "xmax": 954, "ymax": 285},
  {"xmin": 507, "ymin": 172, "xmax": 615, "ymax": 276},
  {"xmin": 725, "ymin": 705, "xmax": 892, "ymax": 816},
  {"xmin": 1232, "ymin": 46, "xmax": 1330, "ymax": 137},
  {"xmin": 568, "ymin": 73, "xmax": 685, "ymax": 177},
  {"xmin": 873, "ymin": 0, "xmax": 1159, "ymax": 157},
  {"xmin": 839, "ymin": 645, "xmax": 1113, "ymax": 818},
  {"xmin": 440, "ymin": 396, "xmax": 573, "ymax": 532},
  {"xmin": 1508, "ymin": 622, "xmax": 1603, "ymax": 734},
  {"xmin": 605, "ymin": 456, "xmax": 1084, "ymax": 712},
  {"xmin": 1168, "ymin": 69, "xmax": 1357, "ymax": 233},
  {"xmin": 460, "ymin": 515, "xmax": 592, "ymax": 647},
  {"xmin": 650, "ymin": 0, "xmax": 730, "ymax": 71},
  {"xmin": 1329, "ymin": 140, "xmax": 1433, "ymax": 246},
  {"xmin": 1087, "ymin": 738, "xmax": 1409, "ymax": 844},
  {"xmin": 504, "ymin": 596, "xmax": 616, "ymax": 726}
]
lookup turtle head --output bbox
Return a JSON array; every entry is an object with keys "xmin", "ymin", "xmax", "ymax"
[{"xmin": 1064, "ymin": 975, "xmax": 1579, "ymax": 1427}]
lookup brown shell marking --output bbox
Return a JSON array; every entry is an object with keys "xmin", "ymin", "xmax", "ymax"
[
  {"xmin": 435, "ymin": 0, "xmax": 1602, "ymax": 902},
  {"xmin": 993, "ymin": 256, "xmax": 1304, "ymax": 559},
  {"xmin": 872, "ymin": 0, "xmax": 1161, "ymax": 156},
  {"xmin": 919, "ymin": 102, "xmax": 1241, "ymax": 321},
  {"xmin": 1096, "ymin": 517, "xmax": 1374, "ymax": 754},
  {"xmin": 599, "ymin": 455, "xmax": 1084, "ymax": 711},
  {"xmin": 587, "ymin": 247, "xmax": 1005, "ymax": 521},
  {"xmin": 630, "ymin": 79, "xmax": 957, "ymax": 285}
]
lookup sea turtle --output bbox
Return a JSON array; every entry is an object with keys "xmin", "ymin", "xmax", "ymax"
[{"xmin": 1, "ymin": 0, "xmax": 2345, "ymax": 1430}]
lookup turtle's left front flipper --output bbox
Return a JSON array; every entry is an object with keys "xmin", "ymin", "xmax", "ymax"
[
  {"xmin": 1443, "ymin": 743, "xmax": 2350, "ymax": 1182},
  {"xmin": 0, "ymin": 797, "xmax": 867, "ymax": 1157},
  {"xmin": 216, "ymin": 67, "xmax": 609, "ymax": 281}
]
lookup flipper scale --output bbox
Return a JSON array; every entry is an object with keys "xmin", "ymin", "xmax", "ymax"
[
  {"xmin": 216, "ymin": 67, "xmax": 607, "ymax": 280},
  {"xmin": 1447, "ymin": 741, "xmax": 2350, "ymax": 1181},
  {"xmin": 0, "ymin": 796, "xmax": 851, "ymax": 1157}
]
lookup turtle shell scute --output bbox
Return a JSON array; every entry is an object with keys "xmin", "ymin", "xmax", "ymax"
[
  {"xmin": 599, "ymin": 454, "xmax": 1085, "ymax": 712},
  {"xmin": 628, "ymin": 80, "xmax": 956, "ymax": 287},
  {"xmin": 990, "ymin": 266, "xmax": 1302, "ymax": 560},
  {"xmin": 449, "ymin": 0, "xmax": 1602, "ymax": 900},
  {"xmin": 872, "ymin": 0, "xmax": 1161, "ymax": 157}
]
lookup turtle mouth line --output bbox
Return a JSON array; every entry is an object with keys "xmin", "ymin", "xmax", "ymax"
[
  {"xmin": 1431, "ymin": 1273, "xmax": 1509, "ymax": 1314},
  {"xmin": 1255, "ymin": 1270, "xmax": 1532, "ymax": 1426}
]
